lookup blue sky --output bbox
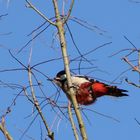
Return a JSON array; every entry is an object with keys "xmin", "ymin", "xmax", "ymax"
[{"xmin": 0, "ymin": 0, "xmax": 140, "ymax": 140}]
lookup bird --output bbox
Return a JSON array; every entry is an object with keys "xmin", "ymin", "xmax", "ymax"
[{"xmin": 53, "ymin": 70, "xmax": 128, "ymax": 105}]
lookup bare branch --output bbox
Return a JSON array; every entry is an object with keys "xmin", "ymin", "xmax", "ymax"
[
  {"xmin": 71, "ymin": 42, "xmax": 112, "ymax": 63},
  {"xmin": 63, "ymin": 0, "xmax": 74, "ymax": 23},
  {"xmin": 66, "ymin": 23, "xmax": 94, "ymax": 67},
  {"xmin": 70, "ymin": 17, "xmax": 107, "ymax": 36},
  {"xmin": 124, "ymin": 36, "xmax": 138, "ymax": 50},
  {"xmin": 68, "ymin": 102, "xmax": 79, "ymax": 140},
  {"xmin": 125, "ymin": 78, "xmax": 140, "ymax": 88},
  {"xmin": 9, "ymin": 50, "xmax": 28, "ymax": 69},
  {"xmin": 18, "ymin": 22, "xmax": 51, "ymax": 54},
  {"xmin": 26, "ymin": 0, "xmax": 56, "ymax": 26},
  {"xmin": 27, "ymin": 21, "xmax": 47, "ymax": 36},
  {"xmin": 135, "ymin": 118, "xmax": 140, "ymax": 126},
  {"xmin": 52, "ymin": 0, "xmax": 88, "ymax": 139},
  {"xmin": 81, "ymin": 108, "xmax": 120, "ymax": 123},
  {"xmin": 0, "ymin": 13, "xmax": 8, "ymax": 19},
  {"xmin": 28, "ymin": 66, "xmax": 54, "ymax": 140},
  {"xmin": 0, "ymin": 117, "xmax": 13, "ymax": 140},
  {"xmin": 31, "ymin": 57, "xmax": 63, "ymax": 69},
  {"xmin": 123, "ymin": 57, "xmax": 140, "ymax": 73}
]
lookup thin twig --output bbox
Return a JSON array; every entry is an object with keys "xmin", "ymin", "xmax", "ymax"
[
  {"xmin": 124, "ymin": 36, "xmax": 137, "ymax": 50},
  {"xmin": 15, "ymin": 125, "xmax": 36, "ymax": 140},
  {"xmin": 63, "ymin": 0, "xmax": 74, "ymax": 24},
  {"xmin": 0, "ymin": 13, "xmax": 8, "ymax": 19},
  {"xmin": 68, "ymin": 102, "xmax": 79, "ymax": 140},
  {"xmin": 70, "ymin": 17, "xmax": 107, "ymax": 36},
  {"xmin": 109, "ymin": 48, "xmax": 134, "ymax": 57},
  {"xmin": 0, "ymin": 117, "xmax": 13, "ymax": 140},
  {"xmin": 27, "ymin": 21, "xmax": 47, "ymax": 36},
  {"xmin": 71, "ymin": 42, "xmax": 112, "ymax": 63},
  {"xmin": 31, "ymin": 57, "xmax": 62, "ymax": 68},
  {"xmin": 19, "ymin": 112, "xmax": 39, "ymax": 140},
  {"xmin": 125, "ymin": 78, "xmax": 140, "ymax": 88},
  {"xmin": 0, "ymin": 68, "xmax": 26, "ymax": 73},
  {"xmin": 18, "ymin": 23, "xmax": 51, "ymax": 54},
  {"xmin": 28, "ymin": 66, "xmax": 54, "ymax": 140},
  {"xmin": 81, "ymin": 108, "xmax": 120, "ymax": 123},
  {"xmin": 66, "ymin": 23, "xmax": 93, "ymax": 66},
  {"xmin": 26, "ymin": 0, "xmax": 56, "ymax": 25},
  {"xmin": 135, "ymin": 118, "xmax": 140, "ymax": 126},
  {"xmin": 9, "ymin": 50, "xmax": 28, "ymax": 69},
  {"xmin": 123, "ymin": 57, "xmax": 140, "ymax": 73}
]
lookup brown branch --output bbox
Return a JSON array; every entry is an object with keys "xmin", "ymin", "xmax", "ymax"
[
  {"xmin": 68, "ymin": 102, "xmax": 79, "ymax": 140},
  {"xmin": 0, "ymin": 117, "xmax": 13, "ymax": 140},
  {"xmin": 63, "ymin": 0, "xmax": 74, "ymax": 23},
  {"xmin": 28, "ymin": 66, "xmax": 54, "ymax": 140},
  {"xmin": 123, "ymin": 57, "xmax": 140, "ymax": 73},
  {"xmin": 24, "ymin": 0, "xmax": 87, "ymax": 139},
  {"xmin": 52, "ymin": 0, "xmax": 88, "ymax": 139},
  {"xmin": 26, "ymin": 0, "xmax": 56, "ymax": 26}
]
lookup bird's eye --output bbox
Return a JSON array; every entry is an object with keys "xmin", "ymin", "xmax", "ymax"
[{"xmin": 60, "ymin": 74, "xmax": 67, "ymax": 80}]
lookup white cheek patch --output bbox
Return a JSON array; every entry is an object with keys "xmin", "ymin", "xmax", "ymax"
[{"xmin": 60, "ymin": 74, "xmax": 67, "ymax": 80}]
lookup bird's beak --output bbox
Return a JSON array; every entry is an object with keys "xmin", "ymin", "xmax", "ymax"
[
  {"xmin": 52, "ymin": 77, "xmax": 61, "ymax": 84},
  {"xmin": 54, "ymin": 77, "xmax": 60, "ymax": 81},
  {"xmin": 47, "ymin": 77, "xmax": 60, "ymax": 82}
]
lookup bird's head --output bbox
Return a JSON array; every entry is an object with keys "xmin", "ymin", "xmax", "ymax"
[{"xmin": 53, "ymin": 70, "xmax": 67, "ymax": 87}]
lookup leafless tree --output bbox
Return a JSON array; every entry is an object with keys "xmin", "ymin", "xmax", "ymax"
[{"xmin": 1, "ymin": 1, "xmax": 135, "ymax": 140}]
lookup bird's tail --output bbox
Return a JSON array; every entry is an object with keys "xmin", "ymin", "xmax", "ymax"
[
  {"xmin": 107, "ymin": 86, "xmax": 128, "ymax": 97},
  {"xmin": 91, "ymin": 82, "xmax": 128, "ymax": 97}
]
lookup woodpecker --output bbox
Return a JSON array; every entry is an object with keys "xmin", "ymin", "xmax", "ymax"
[{"xmin": 53, "ymin": 70, "xmax": 128, "ymax": 105}]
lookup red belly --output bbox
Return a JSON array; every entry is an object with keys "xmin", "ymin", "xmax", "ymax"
[{"xmin": 76, "ymin": 82, "xmax": 96, "ymax": 105}]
